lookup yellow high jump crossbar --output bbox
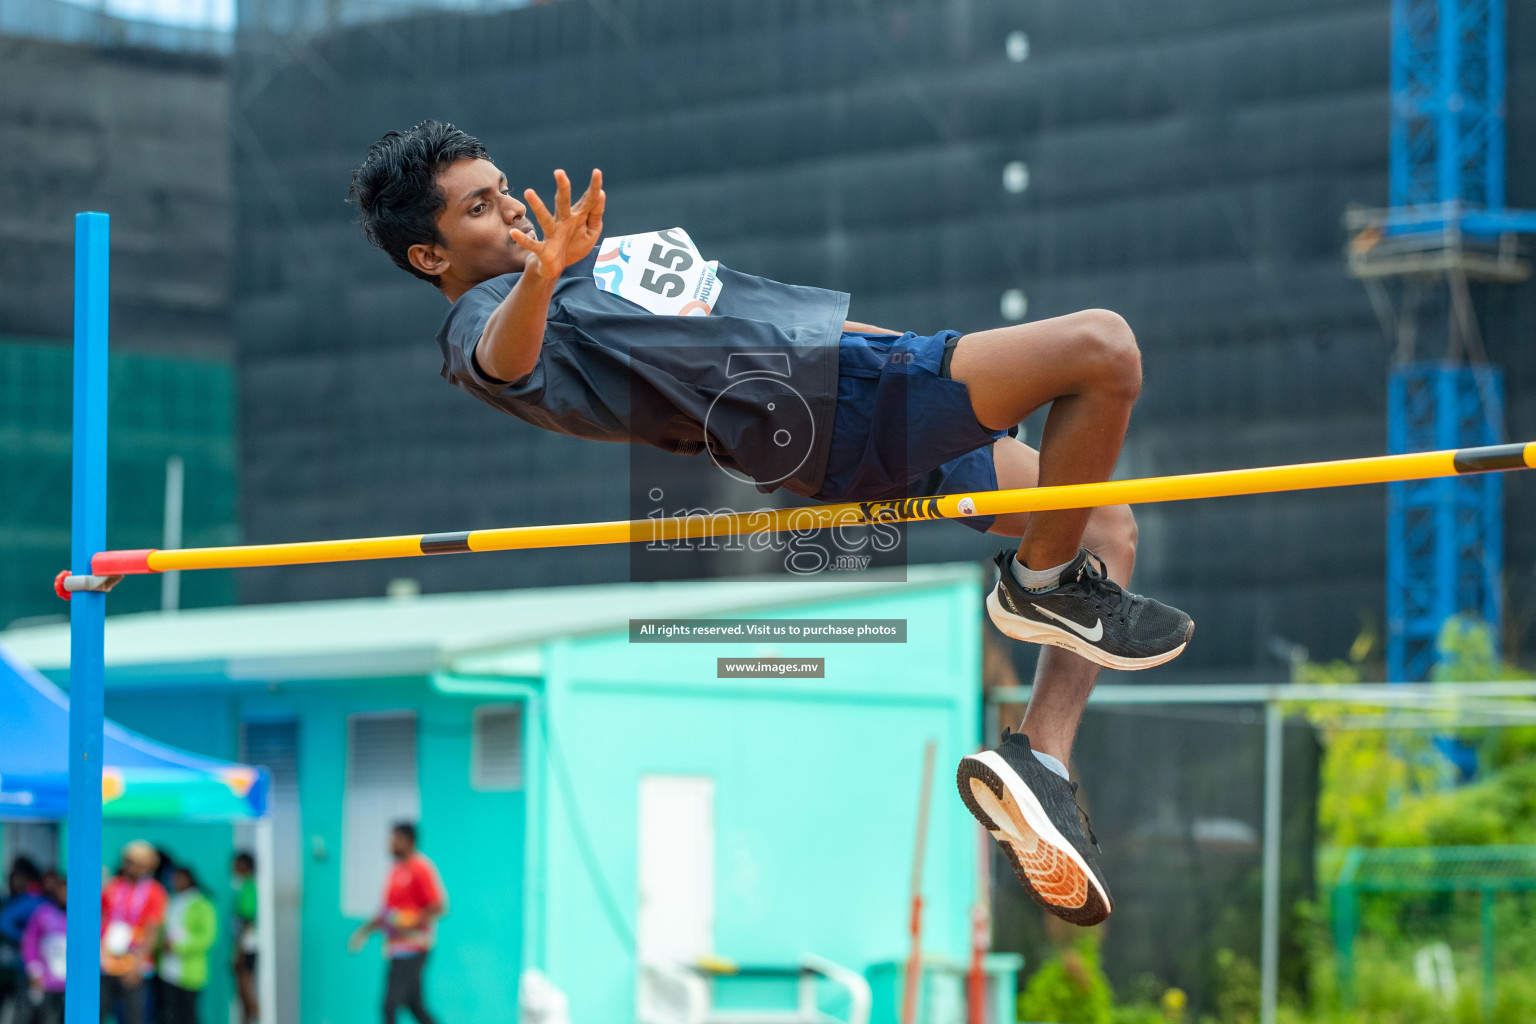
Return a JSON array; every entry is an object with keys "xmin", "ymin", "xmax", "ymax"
[{"xmin": 73, "ymin": 441, "xmax": 1534, "ymax": 580}]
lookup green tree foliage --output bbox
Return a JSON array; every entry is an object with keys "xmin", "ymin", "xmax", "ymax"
[
  {"xmin": 1431, "ymin": 616, "xmax": 1536, "ymax": 778},
  {"xmin": 1294, "ymin": 652, "xmax": 1438, "ymax": 848},
  {"xmin": 1209, "ymin": 948, "xmax": 1261, "ymax": 1024},
  {"xmin": 1293, "ymin": 931, "xmax": 1536, "ymax": 1024},
  {"xmin": 1370, "ymin": 760, "xmax": 1536, "ymax": 846},
  {"xmin": 1018, "ymin": 934, "xmax": 1116, "ymax": 1024},
  {"xmin": 1300, "ymin": 616, "xmax": 1536, "ymax": 848}
]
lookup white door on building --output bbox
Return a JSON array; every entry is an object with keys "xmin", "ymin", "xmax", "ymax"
[
  {"xmin": 239, "ymin": 720, "xmax": 302, "ymax": 1024},
  {"xmin": 636, "ymin": 775, "xmax": 715, "ymax": 964}
]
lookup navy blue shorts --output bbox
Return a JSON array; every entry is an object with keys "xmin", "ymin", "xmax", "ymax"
[{"xmin": 812, "ymin": 330, "xmax": 1016, "ymax": 533}]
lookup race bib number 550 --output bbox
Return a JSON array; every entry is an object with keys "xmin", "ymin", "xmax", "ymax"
[{"xmin": 593, "ymin": 227, "xmax": 723, "ymax": 316}]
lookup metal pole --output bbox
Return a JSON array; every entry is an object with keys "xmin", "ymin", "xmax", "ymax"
[
  {"xmin": 255, "ymin": 817, "xmax": 279, "ymax": 1024},
  {"xmin": 967, "ymin": 817, "xmax": 991, "ymax": 1024},
  {"xmin": 989, "ymin": 681, "xmax": 1536, "ymax": 705},
  {"xmin": 1480, "ymin": 888, "xmax": 1496, "ymax": 1018},
  {"xmin": 66, "ymin": 211, "xmax": 109, "ymax": 1024},
  {"xmin": 901, "ymin": 740, "xmax": 937, "ymax": 1024},
  {"xmin": 161, "ymin": 454, "xmax": 183, "ymax": 613},
  {"xmin": 1260, "ymin": 699, "xmax": 1283, "ymax": 1024}
]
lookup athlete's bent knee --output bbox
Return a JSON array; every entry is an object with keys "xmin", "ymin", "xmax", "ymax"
[{"xmin": 1076, "ymin": 309, "xmax": 1141, "ymax": 399}]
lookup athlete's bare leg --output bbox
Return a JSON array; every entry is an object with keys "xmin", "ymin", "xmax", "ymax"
[
  {"xmin": 947, "ymin": 310, "xmax": 1140, "ymax": 572},
  {"xmin": 983, "ymin": 437, "xmax": 1137, "ymax": 769}
]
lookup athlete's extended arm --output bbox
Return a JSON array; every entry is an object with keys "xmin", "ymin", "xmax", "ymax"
[
  {"xmin": 844, "ymin": 320, "xmax": 902, "ymax": 335},
  {"xmin": 474, "ymin": 169, "xmax": 605, "ymax": 383}
]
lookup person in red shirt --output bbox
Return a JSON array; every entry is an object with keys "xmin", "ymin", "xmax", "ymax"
[
  {"xmin": 349, "ymin": 823, "xmax": 447, "ymax": 1024},
  {"xmin": 100, "ymin": 841, "xmax": 168, "ymax": 1024}
]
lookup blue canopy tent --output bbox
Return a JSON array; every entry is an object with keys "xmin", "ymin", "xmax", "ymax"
[
  {"xmin": 0, "ymin": 642, "xmax": 269, "ymax": 820},
  {"xmin": 0, "ymin": 640, "xmax": 276, "ymax": 1015}
]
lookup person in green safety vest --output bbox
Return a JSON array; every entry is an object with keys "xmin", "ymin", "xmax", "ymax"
[{"xmin": 155, "ymin": 867, "xmax": 216, "ymax": 1024}]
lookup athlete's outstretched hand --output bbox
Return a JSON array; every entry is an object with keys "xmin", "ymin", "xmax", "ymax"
[{"xmin": 514, "ymin": 169, "xmax": 605, "ymax": 282}]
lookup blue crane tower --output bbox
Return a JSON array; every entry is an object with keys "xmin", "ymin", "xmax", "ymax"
[{"xmin": 1348, "ymin": 0, "xmax": 1536, "ymax": 684}]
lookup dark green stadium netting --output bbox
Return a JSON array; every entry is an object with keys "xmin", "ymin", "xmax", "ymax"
[{"xmin": 1, "ymin": 338, "xmax": 238, "ymax": 629}]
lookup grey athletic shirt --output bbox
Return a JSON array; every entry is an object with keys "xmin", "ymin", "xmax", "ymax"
[{"xmin": 437, "ymin": 250, "xmax": 850, "ymax": 496}]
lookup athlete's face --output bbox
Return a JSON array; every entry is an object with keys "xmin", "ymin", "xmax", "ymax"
[{"xmin": 409, "ymin": 158, "xmax": 537, "ymax": 296}]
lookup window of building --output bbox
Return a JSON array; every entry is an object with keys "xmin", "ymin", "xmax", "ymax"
[
  {"xmin": 471, "ymin": 704, "xmax": 524, "ymax": 791},
  {"xmin": 0, "ymin": 822, "xmax": 59, "ymax": 873}
]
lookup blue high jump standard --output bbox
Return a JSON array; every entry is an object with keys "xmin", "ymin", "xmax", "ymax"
[{"xmin": 67, "ymin": 211, "xmax": 109, "ymax": 1024}]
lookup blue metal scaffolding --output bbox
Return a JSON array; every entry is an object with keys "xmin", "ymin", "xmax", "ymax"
[
  {"xmin": 1386, "ymin": 364, "xmax": 1504, "ymax": 683},
  {"xmin": 1388, "ymin": 0, "xmax": 1536, "ymax": 237},
  {"xmin": 1376, "ymin": 0, "xmax": 1531, "ymax": 682}
]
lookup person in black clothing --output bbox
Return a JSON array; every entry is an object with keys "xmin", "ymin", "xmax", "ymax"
[
  {"xmin": 229, "ymin": 853, "xmax": 258, "ymax": 1024},
  {"xmin": 2, "ymin": 858, "xmax": 48, "ymax": 1022}
]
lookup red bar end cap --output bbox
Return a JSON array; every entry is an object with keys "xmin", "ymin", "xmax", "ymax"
[
  {"xmin": 92, "ymin": 549, "xmax": 156, "ymax": 575},
  {"xmin": 53, "ymin": 570, "xmax": 71, "ymax": 601}
]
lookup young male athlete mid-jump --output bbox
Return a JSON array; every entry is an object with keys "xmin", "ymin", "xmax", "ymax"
[{"xmin": 349, "ymin": 121, "xmax": 1195, "ymax": 927}]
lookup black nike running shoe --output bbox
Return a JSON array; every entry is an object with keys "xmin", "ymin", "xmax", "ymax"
[
  {"xmin": 957, "ymin": 730, "xmax": 1112, "ymax": 927},
  {"xmin": 987, "ymin": 548, "xmax": 1194, "ymax": 671}
]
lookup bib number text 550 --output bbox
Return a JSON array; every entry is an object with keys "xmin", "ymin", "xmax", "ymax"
[{"xmin": 640, "ymin": 229, "xmax": 695, "ymax": 298}]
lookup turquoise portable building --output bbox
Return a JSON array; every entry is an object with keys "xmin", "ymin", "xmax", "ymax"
[{"xmin": 3, "ymin": 564, "xmax": 996, "ymax": 1024}]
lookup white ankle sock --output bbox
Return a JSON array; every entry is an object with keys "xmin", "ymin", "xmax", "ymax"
[
  {"xmin": 1011, "ymin": 554, "xmax": 1075, "ymax": 593},
  {"xmin": 1033, "ymin": 749, "xmax": 1070, "ymax": 780}
]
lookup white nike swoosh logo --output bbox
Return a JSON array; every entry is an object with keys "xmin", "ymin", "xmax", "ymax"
[{"xmin": 1034, "ymin": 605, "xmax": 1104, "ymax": 642}]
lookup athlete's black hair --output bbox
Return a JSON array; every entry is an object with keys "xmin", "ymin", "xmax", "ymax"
[
  {"xmin": 392, "ymin": 821, "xmax": 418, "ymax": 845},
  {"xmin": 347, "ymin": 120, "xmax": 490, "ymax": 286}
]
